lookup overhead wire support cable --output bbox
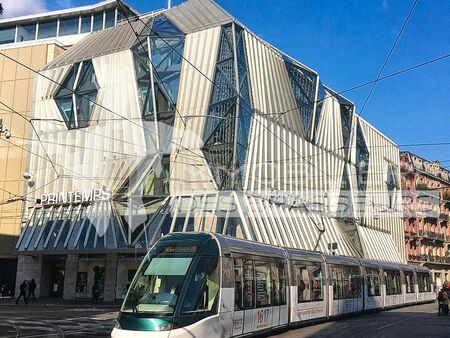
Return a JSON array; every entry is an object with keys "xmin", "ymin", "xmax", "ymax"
[{"xmin": 358, "ymin": 0, "xmax": 419, "ymax": 117}]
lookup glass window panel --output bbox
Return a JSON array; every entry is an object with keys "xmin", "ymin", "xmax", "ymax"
[
  {"xmin": 296, "ymin": 264, "xmax": 310, "ymax": 302},
  {"xmin": 234, "ymin": 259, "xmax": 244, "ymax": 310},
  {"xmin": 55, "ymin": 97, "xmax": 74, "ymax": 128},
  {"xmin": 80, "ymin": 15, "xmax": 92, "ymax": 33},
  {"xmin": 76, "ymin": 257, "xmax": 105, "ymax": 299},
  {"xmin": 0, "ymin": 26, "xmax": 16, "ymax": 44},
  {"xmin": 105, "ymin": 9, "xmax": 115, "ymax": 28},
  {"xmin": 17, "ymin": 24, "xmax": 36, "ymax": 42},
  {"xmin": 93, "ymin": 12, "xmax": 104, "ymax": 31},
  {"xmin": 255, "ymin": 261, "xmax": 272, "ymax": 307},
  {"xmin": 59, "ymin": 17, "xmax": 79, "ymax": 36},
  {"xmin": 243, "ymin": 260, "xmax": 254, "ymax": 309},
  {"xmin": 75, "ymin": 91, "xmax": 96, "ymax": 128},
  {"xmin": 366, "ymin": 268, "xmax": 381, "ymax": 296},
  {"xmin": 181, "ymin": 256, "xmax": 220, "ymax": 314},
  {"xmin": 38, "ymin": 20, "xmax": 57, "ymax": 39},
  {"xmin": 151, "ymin": 14, "xmax": 184, "ymax": 36}
]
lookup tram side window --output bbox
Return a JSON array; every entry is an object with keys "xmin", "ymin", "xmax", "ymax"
[
  {"xmin": 234, "ymin": 259, "xmax": 244, "ymax": 311},
  {"xmin": 418, "ymin": 273, "xmax": 430, "ymax": 292},
  {"xmin": 181, "ymin": 256, "xmax": 220, "ymax": 314},
  {"xmin": 271, "ymin": 263, "xmax": 287, "ymax": 305},
  {"xmin": 385, "ymin": 270, "xmax": 401, "ymax": 295},
  {"xmin": 255, "ymin": 261, "xmax": 272, "ymax": 307},
  {"xmin": 243, "ymin": 260, "xmax": 254, "ymax": 308},
  {"xmin": 405, "ymin": 272, "xmax": 415, "ymax": 294},
  {"xmin": 331, "ymin": 265, "xmax": 361, "ymax": 300},
  {"xmin": 296, "ymin": 264, "xmax": 310, "ymax": 302},
  {"xmin": 366, "ymin": 268, "xmax": 381, "ymax": 297},
  {"xmin": 296, "ymin": 263, "xmax": 324, "ymax": 302}
]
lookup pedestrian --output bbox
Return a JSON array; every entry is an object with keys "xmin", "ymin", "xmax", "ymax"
[
  {"xmin": 438, "ymin": 289, "xmax": 445, "ymax": 316},
  {"xmin": 28, "ymin": 278, "xmax": 36, "ymax": 301},
  {"xmin": 92, "ymin": 280, "xmax": 100, "ymax": 304},
  {"xmin": 443, "ymin": 287, "xmax": 449, "ymax": 316},
  {"xmin": 16, "ymin": 280, "xmax": 28, "ymax": 305}
]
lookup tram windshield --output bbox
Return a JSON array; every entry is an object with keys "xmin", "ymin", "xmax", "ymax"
[
  {"xmin": 121, "ymin": 238, "xmax": 220, "ymax": 317},
  {"xmin": 122, "ymin": 243, "xmax": 197, "ymax": 315}
]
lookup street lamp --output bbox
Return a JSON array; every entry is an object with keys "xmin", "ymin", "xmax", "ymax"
[
  {"xmin": 23, "ymin": 172, "xmax": 35, "ymax": 188},
  {"xmin": 0, "ymin": 119, "xmax": 11, "ymax": 139}
]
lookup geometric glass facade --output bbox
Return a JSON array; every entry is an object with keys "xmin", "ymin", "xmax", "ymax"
[
  {"xmin": 313, "ymin": 81, "xmax": 326, "ymax": 141},
  {"xmin": 202, "ymin": 23, "xmax": 253, "ymax": 190},
  {"xmin": 285, "ymin": 58, "xmax": 317, "ymax": 140},
  {"xmin": 356, "ymin": 121, "xmax": 370, "ymax": 192},
  {"xmin": 54, "ymin": 60, "xmax": 98, "ymax": 129},
  {"xmin": 132, "ymin": 15, "xmax": 184, "ymax": 120}
]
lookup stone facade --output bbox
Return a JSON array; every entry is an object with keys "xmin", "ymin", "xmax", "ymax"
[
  {"xmin": 401, "ymin": 151, "xmax": 450, "ymax": 286},
  {"xmin": 63, "ymin": 254, "xmax": 78, "ymax": 300},
  {"xmin": 15, "ymin": 255, "xmax": 43, "ymax": 297},
  {"xmin": 104, "ymin": 254, "xmax": 118, "ymax": 302}
]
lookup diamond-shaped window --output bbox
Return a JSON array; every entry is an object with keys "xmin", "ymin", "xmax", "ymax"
[{"xmin": 54, "ymin": 60, "xmax": 98, "ymax": 129}]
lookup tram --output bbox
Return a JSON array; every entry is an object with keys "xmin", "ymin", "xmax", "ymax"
[{"xmin": 112, "ymin": 232, "xmax": 434, "ymax": 338}]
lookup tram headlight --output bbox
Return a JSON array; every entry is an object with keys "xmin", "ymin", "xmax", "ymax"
[{"xmin": 153, "ymin": 322, "xmax": 173, "ymax": 331}]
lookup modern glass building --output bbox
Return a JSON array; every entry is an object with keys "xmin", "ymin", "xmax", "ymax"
[
  {"xmin": 0, "ymin": 0, "xmax": 137, "ymax": 297},
  {"xmin": 15, "ymin": 0, "xmax": 405, "ymax": 301}
]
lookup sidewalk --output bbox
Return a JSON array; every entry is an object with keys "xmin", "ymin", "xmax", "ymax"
[{"xmin": 0, "ymin": 297, "xmax": 121, "ymax": 309}]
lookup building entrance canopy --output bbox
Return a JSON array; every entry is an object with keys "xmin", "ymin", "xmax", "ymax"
[{"xmin": 15, "ymin": 198, "xmax": 165, "ymax": 253}]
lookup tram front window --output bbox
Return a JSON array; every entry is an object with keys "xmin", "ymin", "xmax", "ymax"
[
  {"xmin": 122, "ymin": 246, "xmax": 196, "ymax": 315},
  {"xmin": 182, "ymin": 256, "xmax": 220, "ymax": 314}
]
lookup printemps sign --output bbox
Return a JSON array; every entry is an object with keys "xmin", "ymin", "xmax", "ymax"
[{"xmin": 38, "ymin": 189, "xmax": 111, "ymax": 206}]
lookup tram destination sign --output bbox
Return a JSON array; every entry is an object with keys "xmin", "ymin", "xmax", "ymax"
[{"xmin": 38, "ymin": 189, "xmax": 111, "ymax": 206}]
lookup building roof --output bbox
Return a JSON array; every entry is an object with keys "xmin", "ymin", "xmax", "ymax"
[
  {"xmin": 42, "ymin": 17, "xmax": 151, "ymax": 70},
  {"xmin": 401, "ymin": 151, "xmax": 450, "ymax": 184},
  {"xmin": 42, "ymin": 0, "xmax": 235, "ymax": 70},
  {"xmin": 164, "ymin": 0, "xmax": 233, "ymax": 34},
  {"xmin": 0, "ymin": 0, "xmax": 137, "ymax": 27}
]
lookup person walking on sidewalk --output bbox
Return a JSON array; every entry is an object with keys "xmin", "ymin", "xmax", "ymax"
[
  {"xmin": 92, "ymin": 280, "xmax": 101, "ymax": 304},
  {"xmin": 16, "ymin": 280, "xmax": 28, "ymax": 305},
  {"xmin": 28, "ymin": 278, "xmax": 36, "ymax": 301},
  {"xmin": 442, "ymin": 287, "xmax": 449, "ymax": 316}
]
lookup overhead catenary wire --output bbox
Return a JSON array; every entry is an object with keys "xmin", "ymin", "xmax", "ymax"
[{"xmin": 358, "ymin": 0, "xmax": 419, "ymax": 117}]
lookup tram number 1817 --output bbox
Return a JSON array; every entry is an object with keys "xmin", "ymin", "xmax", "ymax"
[{"xmin": 256, "ymin": 309, "xmax": 270, "ymax": 328}]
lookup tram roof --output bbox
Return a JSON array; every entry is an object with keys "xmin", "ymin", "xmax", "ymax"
[
  {"xmin": 285, "ymin": 247, "xmax": 324, "ymax": 263},
  {"xmin": 213, "ymin": 234, "xmax": 286, "ymax": 259},
  {"xmin": 414, "ymin": 265, "xmax": 431, "ymax": 273},
  {"xmin": 378, "ymin": 261, "xmax": 401, "ymax": 271},
  {"xmin": 323, "ymin": 254, "xmax": 361, "ymax": 266},
  {"xmin": 398, "ymin": 263, "xmax": 416, "ymax": 272},
  {"xmin": 358, "ymin": 258, "xmax": 382, "ymax": 269}
]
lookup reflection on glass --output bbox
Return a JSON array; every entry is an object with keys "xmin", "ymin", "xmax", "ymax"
[
  {"xmin": 17, "ymin": 24, "xmax": 36, "ymax": 42},
  {"xmin": 122, "ymin": 244, "xmax": 198, "ymax": 314},
  {"xmin": 105, "ymin": 9, "xmax": 115, "ymax": 28},
  {"xmin": 80, "ymin": 15, "xmax": 92, "ymax": 33},
  {"xmin": 59, "ymin": 17, "xmax": 79, "ymax": 36},
  {"xmin": 38, "ymin": 20, "xmax": 57, "ymax": 39},
  {"xmin": 0, "ymin": 26, "xmax": 16, "ymax": 44},
  {"xmin": 93, "ymin": 12, "xmax": 104, "ymax": 31}
]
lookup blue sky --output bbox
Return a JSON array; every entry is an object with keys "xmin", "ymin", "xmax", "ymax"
[{"xmin": 7, "ymin": 0, "xmax": 450, "ymax": 164}]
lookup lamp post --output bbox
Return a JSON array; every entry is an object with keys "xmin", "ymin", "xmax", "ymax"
[{"xmin": 0, "ymin": 119, "xmax": 11, "ymax": 139}]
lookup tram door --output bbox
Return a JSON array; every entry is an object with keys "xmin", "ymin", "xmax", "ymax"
[{"xmin": 233, "ymin": 259, "xmax": 250, "ymax": 336}]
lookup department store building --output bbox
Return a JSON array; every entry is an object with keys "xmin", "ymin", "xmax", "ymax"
[{"xmin": 15, "ymin": 0, "xmax": 406, "ymax": 301}]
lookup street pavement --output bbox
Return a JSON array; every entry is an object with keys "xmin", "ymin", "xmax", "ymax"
[
  {"xmin": 0, "ymin": 299, "xmax": 118, "ymax": 337},
  {"xmin": 0, "ymin": 300, "xmax": 447, "ymax": 337},
  {"xmin": 267, "ymin": 302, "xmax": 450, "ymax": 338}
]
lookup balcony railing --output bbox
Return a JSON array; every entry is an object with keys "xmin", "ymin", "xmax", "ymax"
[
  {"xmin": 409, "ymin": 254, "xmax": 450, "ymax": 264},
  {"xmin": 417, "ymin": 230, "xmax": 445, "ymax": 241}
]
